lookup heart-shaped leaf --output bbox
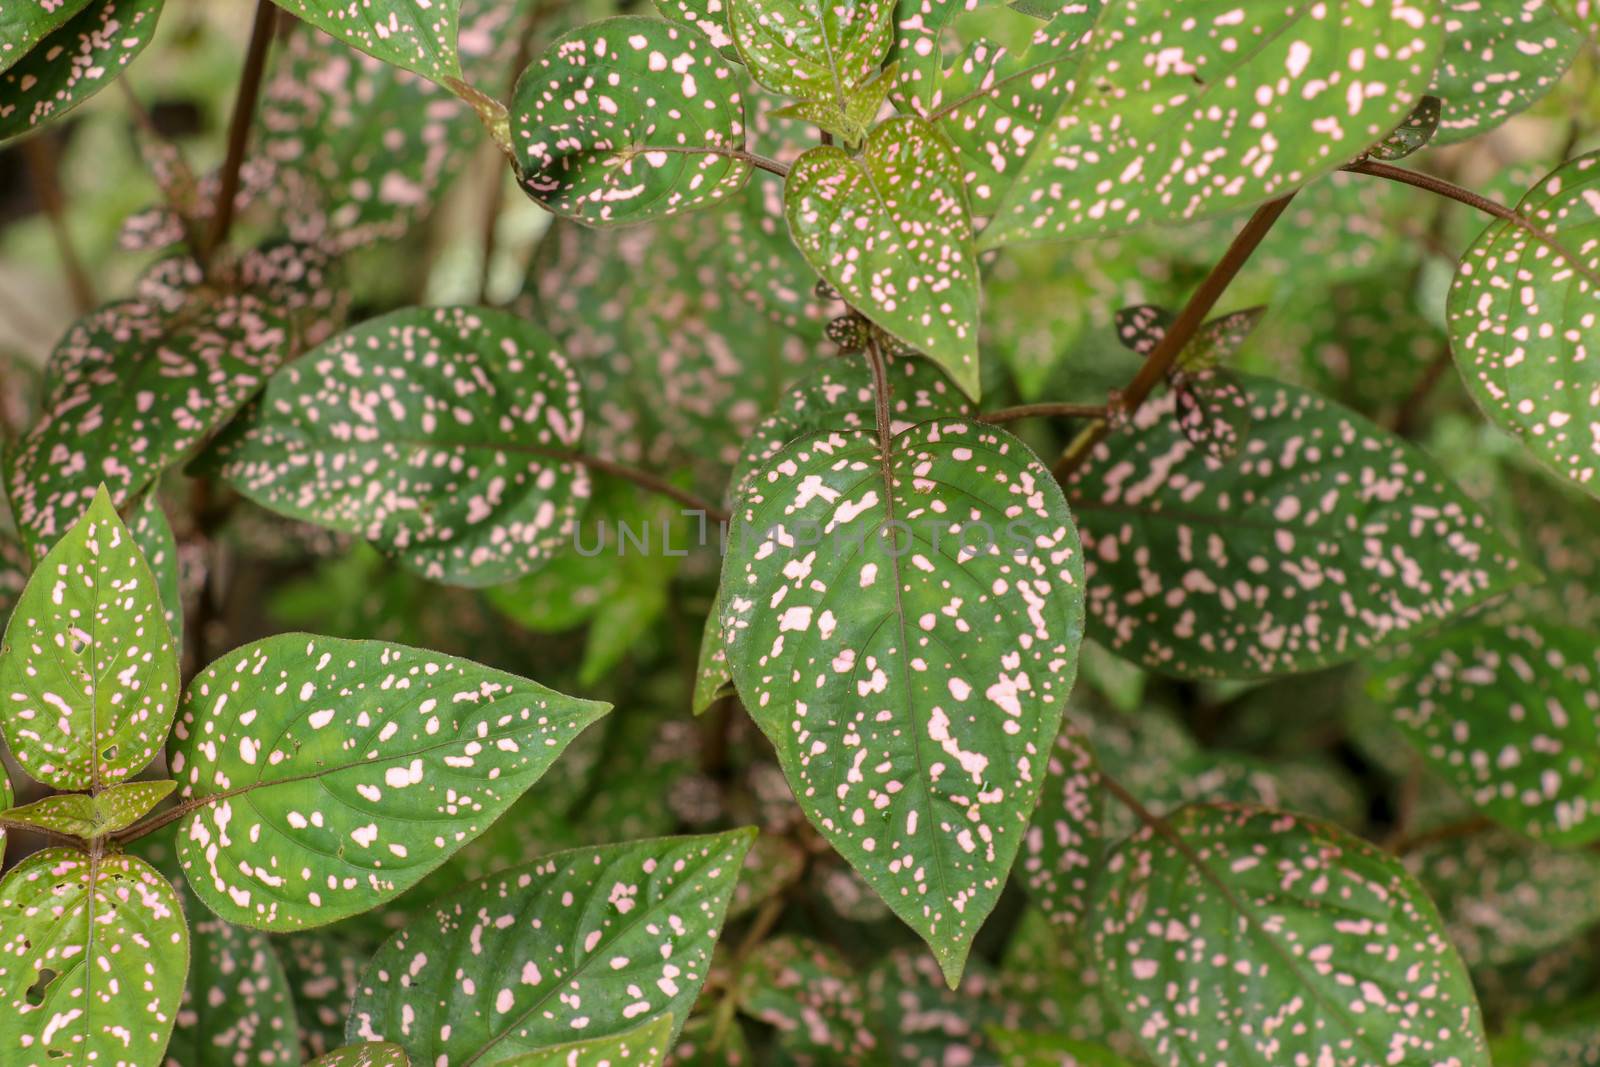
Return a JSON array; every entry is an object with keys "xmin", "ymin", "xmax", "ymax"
[
  {"xmin": 166, "ymin": 895, "xmax": 302, "ymax": 1067},
  {"xmin": 1089, "ymin": 804, "xmax": 1489, "ymax": 1067},
  {"xmin": 9, "ymin": 296, "xmax": 290, "ymax": 558},
  {"xmin": 1430, "ymin": 0, "xmax": 1583, "ymax": 145},
  {"xmin": 1447, "ymin": 151, "xmax": 1600, "ymax": 499},
  {"xmin": 729, "ymin": 0, "xmax": 893, "ymax": 105},
  {"xmin": 0, "ymin": 486, "xmax": 179, "ymax": 791},
  {"xmin": 0, "ymin": 0, "xmax": 164, "ymax": 143},
  {"xmin": 1064, "ymin": 375, "xmax": 1530, "ymax": 679},
  {"xmin": 207, "ymin": 306, "xmax": 590, "ymax": 587},
  {"xmin": 2, "ymin": 780, "xmax": 174, "ymax": 838},
  {"xmin": 168, "ymin": 634, "xmax": 611, "ymax": 929},
  {"xmin": 511, "ymin": 16, "xmax": 751, "ymax": 227},
  {"xmin": 982, "ymin": 0, "xmax": 1443, "ymax": 246},
  {"xmin": 0, "ymin": 848, "xmax": 188, "ymax": 1066},
  {"xmin": 346, "ymin": 829, "xmax": 753, "ymax": 1063},
  {"xmin": 0, "ymin": 0, "xmax": 94, "ymax": 73},
  {"xmin": 720, "ymin": 414, "xmax": 1084, "ymax": 983},
  {"xmin": 1378, "ymin": 620, "xmax": 1600, "ymax": 845},
  {"xmin": 493, "ymin": 1015, "xmax": 675, "ymax": 1067},
  {"xmin": 785, "ymin": 117, "xmax": 981, "ymax": 398},
  {"xmin": 270, "ymin": 0, "xmax": 462, "ymax": 84}
]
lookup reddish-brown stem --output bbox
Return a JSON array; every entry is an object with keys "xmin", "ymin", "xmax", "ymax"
[
  {"xmin": 21, "ymin": 134, "xmax": 96, "ymax": 313},
  {"xmin": 980, "ymin": 402, "xmax": 1108, "ymax": 424},
  {"xmin": 1391, "ymin": 342, "xmax": 1454, "ymax": 437},
  {"xmin": 556, "ymin": 449, "xmax": 730, "ymax": 525},
  {"xmin": 205, "ymin": 0, "xmax": 276, "ymax": 266},
  {"xmin": 1052, "ymin": 192, "xmax": 1298, "ymax": 481}
]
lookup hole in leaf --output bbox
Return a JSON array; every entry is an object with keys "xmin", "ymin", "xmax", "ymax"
[
  {"xmin": 101, "ymin": 745, "xmax": 118, "ymax": 762},
  {"xmin": 69, "ymin": 636, "xmax": 86, "ymax": 656},
  {"xmin": 25, "ymin": 968, "xmax": 58, "ymax": 1006}
]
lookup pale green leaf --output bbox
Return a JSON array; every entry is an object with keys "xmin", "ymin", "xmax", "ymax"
[
  {"xmin": 720, "ymin": 416, "xmax": 1084, "ymax": 982},
  {"xmin": 2, "ymin": 779, "xmax": 174, "ymax": 838},
  {"xmin": 785, "ymin": 117, "xmax": 981, "ymax": 397},
  {"xmin": 730, "ymin": 0, "xmax": 893, "ymax": 104},
  {"xmin": 169, "ymin": 634, "xmax": 611, "ymax": 929},
  {"xmin": 654, "ymin": 0, "xmax": 737, "ymax": 51},
  {"xmin": 346, "ymin": 829, "xmax": 754, "ymax": 1064},
  {"xmin": 0, "ymin": 486, "xmax": 178, "ymax": 791},
  {"xmin": 1379, "ymin": 619, "xmax": 1600, "ymax": 844},
  {"xmin": 165, "ymin": 899, "xmax": 302, "ymax": 1067},
  {"xmin": 269, "ymin": 0, "xmax": 461, "ymax": 83},
  {"xmin": 130, "ymin": 491, "xmax": 183, "ymax": 647},
  {"xmin": 208, "ymin": 306, "xmax": 589, "ymax": 588},
  {"xmin": 0, "ymin": 0, "xmax": 93, "ymax": 74},
  {"xmin": 9, "ymin": 296, "xmax": 290, "ymax": 557},
  {"xmin": 511, "ymin": 16, "xmax": 751, "ymax": 227},
  {"xmin": 692, "ymin": 601, "xmax": 734, "ymax": 715},
  {"xmin": 0, "ymin": 0, "xmax": 164, "ymax": 143},
  {"xmin": 1064, "ymin": 375, "xmax": 1530, "ymax": 679},
  {"xmin": 982, "ymin": 0, "xmax": 1444, "ymax": 246},
  {"xmin": 305, "ymin": 1044, "xmax": 411, "ymax": 1067},
  {"xmin": 495, "ymin": 1015, "xmax": 675, "ymax": 1067},
  {"xmin": 1430, "ymin": 0, "xmax": 1582, "ymax": 145},
  {"xmin": 0, "ymin": 848, "xmax": 188, "ymax": 1066},
  {"xmin": 1089, "ymin": 804, "xmax": 1489, "ymax": 1067},
  {"xmin": 1447, "ymin": 150, "xmax": 1600, "ymax": 499}
]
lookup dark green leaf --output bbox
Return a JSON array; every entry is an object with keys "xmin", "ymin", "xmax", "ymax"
[
  {"xmin": 1430, "ymin": 0, "xmax": 1582, "ymax": 144},
  {"xmin": 1017, "ymin": 717, "xmax": 1100, "ymax": 932},
  {"xmin": 169, "ymin": 634, "xmax": 610, "ymax": 929},
  {"xmin": 304, "ymin": 1044, "xmax": 410, "ymax": 1067},
  {"xmin": 730, "ymin": 0, "xmax": 893, "ymax": 106},
  {"xmin": 1367, "ymin": 93, "xmax": 1440, "ymax": 161},
  {"xmin": 0, "ymin": 0, "xmax": 163, "ymax": 143},
  {"xmin": 495, "ymin": 1014, "xmax": 675, "ymax": 1066},
  {"xmin": 165, "ymin": 901, "xmax": 302, "ymax": 1067},
  {"xmin": 270, "ymin": 0, "xmax": 462, "ymax": 83},
  {"xmin": 0, "ymin": 0, "xmax": 93, "ymax": 73}
]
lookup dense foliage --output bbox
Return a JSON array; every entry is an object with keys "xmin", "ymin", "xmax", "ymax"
[{"xmin": 0, "ymin": 0, "xmax": 1596, "ymax": 1064}]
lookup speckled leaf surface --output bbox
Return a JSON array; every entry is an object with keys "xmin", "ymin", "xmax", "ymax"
[
  {"xmin": 2, "ymin": 779, "xmax": 174, "ymax": 838},
  {"xmin": 208, "ymin": 306, "xmax": 589, "ymax": 587},
  {"xmin": 655, "ymin": 0, "xmax": 736, "ymax": 51},
  {"xmin": 1090, "ymin": 804, "xmax": 1488, "ymax": 1067},
  {"xmin": 130, "ymin": 491, "xmax": 184, "ymax": 647},
  {"xmin": 720, "ymin": 415, "xmax": 1084, "ymax": 983},
  {"xmin": 1379, "ymin": 620, "xmax": 1600, "ymax": 844},
  {"xmin": 1430, "ymin": 0, "xmax": 1582, "ymax": 145},
  {"xmin": 346, "ymin": 830, "xmax": 753, "ymax": 1064},
  {"xmin": 736, "ymin": 936, "xmax": 877, "ymax": 1063},
  {"xmin": 785, "ymin": 118, "xmax": 981, "ymax": 398},
  {"xmin": 1018, "ymin": 717, "xmax": 1100, "ymax": 933},
  {"xmin": 1065, "ymin": 375, "xmax": 1528, "ymax": 680},
  {"xmin": 0, "ymin": 848, "xmax": 188, "ymax": 1067},
  {"xmin": 0, "ymin": 487, "xmax": 179, "ymax": 791},
  {"xmin": 512, "ymin": 17, "xmax": 751, "ymax": 227},
  {"xmin": 497, "ymin": 1014, "xmax": 675, "ymax": 1066},
  {"xmin": 306, "ymin": 1043, "xmax": 410, "ymax": 1067},
  {"xmin": 983, "ymin": 0, "xmax": 1443, "ymax": 247},
  {"xmin": 165, "ymin": 902, "xmax": 301, "ymax": 1067},
  {"xmin": 0, "ymin": 0, "xmax": 164, "ymax": 143},
  {"xmin": 729, "ymin": 0, "xmax": 892, "ymax": 105},
  {"xmin": 271, "ymin": 0, "xmax": 462, "ymax": 83},
  {"xmin": 0, "ymin": 0, "xmax": 93, "ymax": 73},
  {"xmin": 1368, "ymin": 92, "xmax": 1440, "ymax": 160},
  {"xmin": 1447, "ymin": 151, "xmax": 1600, "ymax": 499},
  {"xmin": 10, "ymin": 296, "xmax": 289, "ymax": 558},
  {"xmin": 169, "ymin": 634, "xmax": 611, "ymax": 929}
]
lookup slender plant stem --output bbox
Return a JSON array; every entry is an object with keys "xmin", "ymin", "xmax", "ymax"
[
  {"xmin": 1391, "ymin": 341, "xmax": 1454, "ymax": 436},
  {"xmin": 980, "ymin": 402, "xmax": 1108, "ymax": 424},
  {"xmin": 1052, "ymin": 192, "xmax": 1297, "ymax": 482},
  {"xmin": 206, "ymin": 0, "xmax": 277, "ymax": 266},
  {"xmin": 556, "ymin": 449, "xmax": 730, "ymax": 525},
  {"xmin": 21, "ymin": 134, "xmax": 96, "ymax": 313},
  {"xmin": 1345, "ymin": 158, "xmax": 1600, "ymax": 290},
  {"xmin": 651, "ymin": 144, "xmax": 790, "ymax": 178}
]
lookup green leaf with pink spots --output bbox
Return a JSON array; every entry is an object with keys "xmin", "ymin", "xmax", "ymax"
[
  {"xmin": 1064, "ymin": 375, "xmax": 1529, "ymax": 680},
  {"xmin": 0, "ymin": 848, "xmax": 188, "ymax": 1067},
  {"xmin": 511, "ymin": 16, "xmax": 752, "ymax": 227},
  {"xmin": 719, "ymin": 414, "xmax": 1084, "ymax": 984},
  {"xmin": 0, "ymin": 0, "xmax": 93, "ymax": 73},
  {"xmin": 1378, "ymin": 620, "xmax": 1600, "ymax": 845},
  {"xmin": 496, "ymin": 1015, "xmax": 675, "ymax": 1066},
  {"xmin": 981, "ymin": 0, "xmax": 1444, "ymax": 247},
  {"xmin": 206, "ymin": 306, "xmax": 590, "ymax": 588},
  {"xmin": 1447, "ymin": 151, "xmax": 1600, "ymax": 500},
  {"xmin": 0, "ymin": 486, "xmax": 179, "ymax": 792},
  {"xmin": 1089, "ymin": 804, "xmax": 1489, "ymax": 1067},
  {"xmin": 9, "ymin": 296, "xmax": 290, "ymax": 559},
  {"xmin": 785, "ymin": 117, "xmax": 982, "ymax": 398},
  {"xmin": 1, "ymin": 779, "xmax": 174, "ymax": 839},
  {"xmin": 1017, "ymin": 717, "xmax": 1101, "ymax": 933},
  {"xmin": 729, "ymin": 0, "xmax": 893, "ymax": 112},
  {"xmin": 269, "ymin": 0, "xmax": 463, "ymax": 84},
  {"xmin": 0, "ymin": 0, "xmax": 164, "ymax": 143},
  {"xmin": 304, "ymin": 1043, "xmax": 410, "ymax": 1067},
  {"xmin": 345, "ymin": 829, "xmax": 753, "ymax": 1064},
  {"xmin": 1429, "ymin": 0, "xmax": 1582, "ymax": 145},
  {"xmin": 168, "ymin": 634, "xmax": 611, "ymax": 930}
]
